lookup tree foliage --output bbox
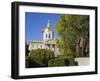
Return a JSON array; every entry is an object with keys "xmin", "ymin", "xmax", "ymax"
[
  {"xmin": 26, "ymin": 49, "xmax": 55, "ymax": 68},
  {"xmin": 56, "ymin": 14, "xmax": 89, "ymax": 57},
  {"xmin": 48, "ymin": 54, "xmax": 78, "ymax": 67},
  {"xmin": 25, "ymin": 42, "xmax": 29, "ymax": 56}
]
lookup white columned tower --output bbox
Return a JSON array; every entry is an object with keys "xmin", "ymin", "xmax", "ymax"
[{"xmin": 43, "ymin": 20, "xmax": 54, "ymax": 41}]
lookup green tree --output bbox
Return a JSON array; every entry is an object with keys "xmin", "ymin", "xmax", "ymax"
[
  {"xmin": 25, "ymin": 42, "xmax": 29, "ymax": 56},
  {"xmin": 26, "ymin": 49, "xmax": 55, "ymax": 68},
  {"xmin": 56, "ymin": 14, "xmax": 89, "ymax": 57}
]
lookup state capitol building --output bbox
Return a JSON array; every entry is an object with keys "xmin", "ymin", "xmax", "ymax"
[{"xmin": 28, "ymin": 20, "xmax": 60, "ymax": 57}]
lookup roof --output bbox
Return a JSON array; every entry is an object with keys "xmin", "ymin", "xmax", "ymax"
[
  {"xmin": 43, "ymin": 20, "xmax": 52, "ymax": 32},
  {"xmin": 44, "ymin": 40, "xmax": 56, "ymax": 44},
  {"xmin": 30, "ymin": 40, "xmax": 43, "ymax": 43},
  {"xmin": 30, "ymin": 40, "xmax": 56, "ymax": 44}
]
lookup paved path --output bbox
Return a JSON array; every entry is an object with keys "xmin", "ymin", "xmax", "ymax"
[{"xmin": 75, "ymin": 57, "xmax": 89, "ymax": 66}]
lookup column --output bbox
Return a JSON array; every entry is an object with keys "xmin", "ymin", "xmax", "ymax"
[{"xmin": 49, "ymin": 44, "xmax": 52, "ymax": 51}]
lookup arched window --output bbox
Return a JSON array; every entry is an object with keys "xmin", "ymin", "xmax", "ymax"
[
  {"xmin": 46, "ymin": 33, "xmax": 47, "ymax": 39},
  {"xmin": 49, "ymin": 33, "xmax": 51, "ymax": 39}
]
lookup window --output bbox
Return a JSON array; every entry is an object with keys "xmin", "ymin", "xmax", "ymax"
[
  {"xmin": 49, "ymin": 33, "xmax": 51, "ymax": 39},
  {"xmin": 46, "ymin": 34, "xmax": 47, "ymax": 39},
  {"xmin": 32, "ymin": 44, "xmax": 34, "ymax": 48},
  {"xmin": 52, "ymin": 44, "xmax": 55, "ymax": 48},
  {"xmin": 36, "ymin": 44, "xmax": 38, "ymax": 48},
  {"xmin": 40, "ymin": 45, "xmax": 42, "ymax": 48}
]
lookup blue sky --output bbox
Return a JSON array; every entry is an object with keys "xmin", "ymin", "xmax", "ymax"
[{"xmin": 25, "ymin": 12, "xmax": 60, "ymax": 43}]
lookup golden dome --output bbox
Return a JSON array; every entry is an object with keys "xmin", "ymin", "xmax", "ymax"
[{"xmin": 43, "ymin": 20, "xmax": 52, "ymax": 32}]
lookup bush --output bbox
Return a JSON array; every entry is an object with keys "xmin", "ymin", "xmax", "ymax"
[
  {"xmin": 26, "ymin": 49, "xmax": 55, "ymax": 68},
  {"xmin": 48, "ymin": 57, "xmax": 70, "ymax": 67},
  {"xmin": 48, "ymin": 53, "xmax": 77, "ymax": 67}
]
